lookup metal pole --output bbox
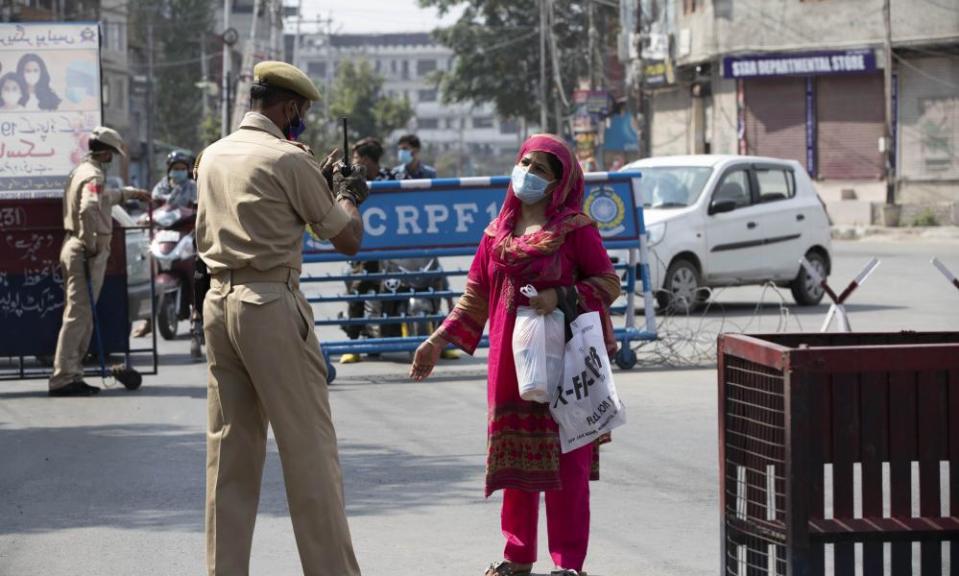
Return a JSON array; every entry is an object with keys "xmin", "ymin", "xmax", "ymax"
[
  {"xmin": 883, "ymin": 0, "xmax": 895, "ymax": 205},
  {"xmin": 146, "ymin": 21, "xmax": 154, "ymax": 188},
  {"xmin": 293, "ymin": 0, "xmax": 303, "ymax": 66},
  {"xmin": 539, "ymin": 0, "xmax": 547, "ymax": 131},
  {"xmin": 221, "ymin": 0, "xmax": 232, "ymax": 139},
  {"xmin": 200, "ymin": 33, "xmax": 209, "ymax": 121}
]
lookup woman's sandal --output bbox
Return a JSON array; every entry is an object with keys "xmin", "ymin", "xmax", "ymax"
[{"xmin": 485, "ymin": 560, "xmax": 533, "ymax": 575}]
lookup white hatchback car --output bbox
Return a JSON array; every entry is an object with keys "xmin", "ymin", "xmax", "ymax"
[{"xmin": 618, "ymin": 155, "xmax": 832, "ymax": 311}]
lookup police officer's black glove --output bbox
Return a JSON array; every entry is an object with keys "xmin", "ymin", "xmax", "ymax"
[{"xmin": 333, "ymin": 165, "xmax": 369, "ymax": 206}]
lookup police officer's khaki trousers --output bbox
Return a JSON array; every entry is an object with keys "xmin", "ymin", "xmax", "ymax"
[
  {"xmin": 50, "ymin": 236, "xmax": 110, "ymax": 390},
  {"xmin": 204, "ymin": 271, "xmax": 360, "ymax": 576}
]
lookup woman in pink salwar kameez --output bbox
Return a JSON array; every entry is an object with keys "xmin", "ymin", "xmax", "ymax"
[{"xmin": 410, "ymin": 134, "xmax": 620, "ymax": 576}]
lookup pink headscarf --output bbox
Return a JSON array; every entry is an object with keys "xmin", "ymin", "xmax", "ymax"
[{"xmin": 486, "ymin": 134, "xmax": 593, "ymax": 279}]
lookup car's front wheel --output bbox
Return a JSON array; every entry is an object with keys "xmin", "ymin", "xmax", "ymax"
[
  {"xmin": 791, "ymin": 250, "xmax": 828, "ymax": 306},
  {"xmin": 659, "ymin": 258, "xmax": 705, "ymax": 314}
]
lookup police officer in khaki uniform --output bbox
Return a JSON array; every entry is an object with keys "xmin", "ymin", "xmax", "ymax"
[
  {"xmin": 195, "ymin": 61, "xmax": 367, "ymax": 576},
  {"xmin": 49, "ymin": 126, "xmax": 149, "ymax": 397}
]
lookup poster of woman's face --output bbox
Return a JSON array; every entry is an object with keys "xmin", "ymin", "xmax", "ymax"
[
  {"xmin": 0, "ymin": 23, "xmax": 103, "ymax": 198},
  {"xmin": 0, "ymin": 50, "xmax": 99, "ymax": 114}
]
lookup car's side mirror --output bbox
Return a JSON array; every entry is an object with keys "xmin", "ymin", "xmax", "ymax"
[{"xmin": 709, "ymin": 199, "xmax": 737, "ymax": 215}]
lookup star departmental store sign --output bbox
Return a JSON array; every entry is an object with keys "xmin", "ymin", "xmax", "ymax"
[{"xmin": 722, "ymin": 49, "xmax": 877, "ymax": 79}]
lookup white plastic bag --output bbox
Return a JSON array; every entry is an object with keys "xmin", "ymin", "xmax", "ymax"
[
  {"xmin": 512, "ymin": 285, "xmax": 566, "ymax": 403},
  {"xmin": 550, "ymin": 311, "xmax": 626, "ymax": 453}
]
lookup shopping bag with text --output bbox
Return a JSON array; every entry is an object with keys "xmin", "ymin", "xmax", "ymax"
[{"xmin": 550, "ymin": 311, "xmax": 626, "ymax": 453}]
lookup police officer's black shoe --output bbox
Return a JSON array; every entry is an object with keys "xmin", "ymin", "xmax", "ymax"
[
  {"xmin": 111, "ymin": 366, "xmax": 142, "ymax": 391},
  {"xmin": 49, "ymin": 380, "xmax": 100, "ymax": 397}
]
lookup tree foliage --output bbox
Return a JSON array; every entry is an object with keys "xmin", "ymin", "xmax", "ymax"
[
  {"xmin": 302, "ymin": 60, "xmax": 412, "ymax": 157},
  {"xmin": 130, "ymin": 0, "xmax": 214, "ymax": 153},
  {"xmin": 419, "ymin": 0, "xmax": 591, "ymax": 131},
  {"xmin": 328, "ymin": 60, "xmax": 414, "ymax": 141}
]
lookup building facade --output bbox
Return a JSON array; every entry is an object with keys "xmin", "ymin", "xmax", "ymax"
[
  {"xmin": 641, "ymin": 0, "xmax": 959, "ymax": 225},
  {"xmin": 291, "ymin": 31, "xmax": 525, "ymax": 176}
]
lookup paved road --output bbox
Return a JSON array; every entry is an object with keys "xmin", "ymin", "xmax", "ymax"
[{"xmin": 1, "ymin": 239, "xmax": 957, "ymax": 576}]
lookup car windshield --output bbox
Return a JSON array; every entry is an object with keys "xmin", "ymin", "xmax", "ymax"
[{"xmin": 634, "ymin": 166, "xmax": 713, "ymax": 208}]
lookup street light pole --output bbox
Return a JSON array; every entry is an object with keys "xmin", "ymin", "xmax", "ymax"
[
  {"xmin": 882, "ymin": 0, "xmax": 895, "ymax": 206},
  {"xmin": 539, "ymin": 0, "xmax": 547, "ymax": 131},
  {"xmin": 221, "ymin": 0, "xmax": 232, "ymax": 139},
  {"xmin": 146, "ymin": 21, "xmax": 155, "ymax": 187}
]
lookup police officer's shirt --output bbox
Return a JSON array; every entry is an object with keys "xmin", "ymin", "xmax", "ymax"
[
  {"xmin": 195, "ymin": 111, "xmax": 351, "ymax": 274},
  {"xmin": 62, "ymin": 158, "xmax": 130, "ymax": 255}
]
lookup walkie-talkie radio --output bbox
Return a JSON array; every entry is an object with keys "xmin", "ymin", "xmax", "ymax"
[{"xmin": 339, "ymin": 117, "xmax": 352, "ymax": 177}]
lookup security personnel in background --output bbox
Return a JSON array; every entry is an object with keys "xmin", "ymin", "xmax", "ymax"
[
  {"xmin": 49, "ymin": 126, "xmax": 149, "ymax": 397},
  {"xmin": 339, "ymin": 137, "xmax": 394, "ymax": 363},
  {"xmin": 195, "ymin": 61, "xmax": 367, "ymax": 576}
]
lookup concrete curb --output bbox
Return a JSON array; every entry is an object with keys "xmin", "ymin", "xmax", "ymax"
[{"xmin": 832, "ymin": 225, "xmax": 959, "ymax": 241}]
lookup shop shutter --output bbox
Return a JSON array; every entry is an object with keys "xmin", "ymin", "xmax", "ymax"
[
  {"xmin": 744, "ymin": 77, "xmax": 807, "ymax": 168},
  {"xmin": 816, "ymin": 74, "xmax": 885, "ymax": 180}
]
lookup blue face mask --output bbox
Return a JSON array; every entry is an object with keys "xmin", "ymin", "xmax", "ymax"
[
  {"xmin": 398, "ymin": 148, "xmax": 414, "ymax": 165},
  {"xmin": 511, "ymin": 164, "xmax": 553, "ymax": 205},
  {"xmin": 169, "ymin": 169, "xmax": 188, "ymax": 184},
  {"xmin": 287, "ymin": 106, "xmax": 307, "ymax": 141}
]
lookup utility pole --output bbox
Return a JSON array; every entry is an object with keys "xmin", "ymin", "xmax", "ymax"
[
  {"xmin": 221, "ymin": 0, "xmax": 232, "ymax": 139},
  {"xmin": 232, "ymin": 0, "xmax": 262, "ymax": 131},
  {"xmin": 882, "ymin": 0, "xmax": 895, "ymax": 206},
  {"xmin": 200, "ymin": 34, "xmax": 209, "ymax": 120},
  {"xmin": 146, "ymin": 21, "xmax": 155, "ymax": 188},
  {"xmin": 539, "ymin": 0, "xmax": 547, "ymax": 131},
  {"xmin": 636, "ymin": 0, "xmax": 649, "ymax": 158},
  {"xmin": 293, "ymin": 0, "xmax": 303, "ymax": 66},
  {"xmin": 588, "ymin": 0, "xmax": 595, "ymax": 89}
]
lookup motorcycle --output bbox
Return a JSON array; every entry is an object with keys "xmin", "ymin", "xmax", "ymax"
[
  {"xmin": 381, "ymin": 257, "xmax": 446, "ymax": 344},
  {"xmin": 143, "ymin": 204, "xmax": 198, "ymax": 344}
]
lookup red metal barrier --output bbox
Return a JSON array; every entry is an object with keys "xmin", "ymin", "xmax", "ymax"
[{"xmin": 719, "ymin": 332, "xmax": 959, "ymax": 576}]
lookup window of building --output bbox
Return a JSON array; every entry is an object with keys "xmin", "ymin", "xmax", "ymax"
[
  {"xmin": 499, "ymin": 118, "xmax": 519, "ymax": 134},
  {"xmin": 417, "ymin": 59, "xmax": 437, "ymax": 76},
  {"xmin": 682, "ymin": 0, "xmax": 699, "ymax": 14},
  {"xmin": 473, "ymin": 116, "xmax": 494, "ymax": 129},
  {"xmin": 374, "ymin": 60, "xmax": 381, "ymax": 73},
  {"xmin": 401, "ymin": 60, "xmax": 409, "ymax": 79},
  {"xmin": 418, "ymin": 89, "xmax": 437, "ymax": 103},
  {"xmin": 390, "ymin": 60, "xmax": 397, "ymax": 74},
  {"xmin": 755, "ymin": 168, "xmax": 796, "ymax": 203},
  {"xmin": 418, "ymin": 118, "xmax": 439, "ymax": 130},
  {"xmin": 307, "ymin": 61, "xmax": 326, "ymax": 78}
]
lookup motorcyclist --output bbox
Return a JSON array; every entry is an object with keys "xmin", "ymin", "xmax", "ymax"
[
  {"xmin": 133, "ymin": 150, "xmax": 203, "ymax": 359},
  {"xmin": 152, "ymin": 149, "xmax": 197, "ymax": 208}
]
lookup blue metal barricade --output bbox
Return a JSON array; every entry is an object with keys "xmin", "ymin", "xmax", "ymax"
[{"xmin": 301, "ymin": 171, "xmax": 656, "ymax": 381}]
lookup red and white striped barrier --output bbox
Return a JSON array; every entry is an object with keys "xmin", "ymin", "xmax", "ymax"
[
  {"xmin": 932, "ymin": 257, "xmax": 959, "ymax": 292},
  {"xmin": 800, "ymin": 257, "xmax": 880, "ymax": 332}
]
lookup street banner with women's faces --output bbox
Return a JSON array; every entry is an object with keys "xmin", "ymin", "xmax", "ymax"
[{"xmin": 0, "ymin": 23, "xmax": 102, "ymax": 199}]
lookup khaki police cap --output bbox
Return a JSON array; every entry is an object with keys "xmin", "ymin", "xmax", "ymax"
[
  {"xmin": 253, "ymin": 61, "xmax": 322, "ymax": 101},
  {"xmin": 90, "ymin": 125, "xmax": 126, "ymax": 157}
]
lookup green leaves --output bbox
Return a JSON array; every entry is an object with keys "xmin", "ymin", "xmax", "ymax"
[
  {"xmin": 420, "ymin": 0, "xmax": 591, "ymax": 130},
  {"xmin": 306, "ymin": 60, "xmax": 413, "ymax": 151}
]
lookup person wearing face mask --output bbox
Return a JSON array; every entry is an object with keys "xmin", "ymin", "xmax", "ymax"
[
  {"xmin": 131, "ymin": 150, "xmax": 200, "ymax": 340},
  {"xmin": 16, "ymin": 53, "xmax": 61, "ymax": 111},
  {"xmin": 195, "ymin": 61, "xmax": 367, "ymax": 576},
  {"xmin": 411, "ymin": 134, "xmax": 621, "ymax": 576},
  {"xmin": 49, "ymin": 126, "xmax": 150, "ymax": 397},
  {"xmin": 151, "ymin": 150, "xmax": 197, "ymax": 208},
  {"xmin": 0, "ymin": 72, "xmax": 26, "ymax": 111},
  {"xmin": 392, "ymin": 133, "xmax": 437, "ymax": 180}
]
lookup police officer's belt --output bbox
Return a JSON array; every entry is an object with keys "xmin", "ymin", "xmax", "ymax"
[{"xmin": 212, "ymin": 266, "xmax": 297, "ymax": 286}]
